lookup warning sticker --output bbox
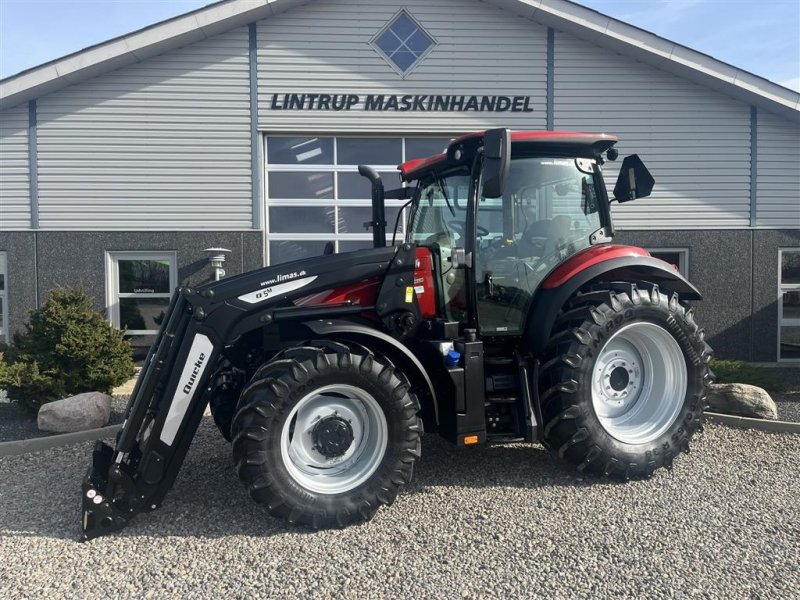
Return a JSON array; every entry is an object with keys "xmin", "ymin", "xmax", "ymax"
[{"xmin": 405, "ymin": 286, "xmax": 414, "ymax": 303}]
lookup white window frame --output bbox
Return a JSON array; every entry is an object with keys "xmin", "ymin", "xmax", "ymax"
[
  {"xmin": 646, "ymin": 248, "xmax": 689, "ymax": 278},
  {"xmin": 105, "ymin": 251, "xmax": 177, "ymax": 337},
  {"xmin": 263, "ymin": 135, "xmax": 453, "ymax": 265},
  {"xmin": 0, "ymin": 251, "xmax": 7, "ymax": 342},
  {"xmin": 778, "ymin": 248, "xmax": 800, "ymax": 363}
]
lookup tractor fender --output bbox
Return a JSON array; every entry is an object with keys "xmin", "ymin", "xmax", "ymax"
[
  {"xmin": 302, "ymin": 319, "xmax": 439, "ymax": 425},
  {"xmin": 524, "ymin": 254, "xmax": 702, "ymax": 357}
]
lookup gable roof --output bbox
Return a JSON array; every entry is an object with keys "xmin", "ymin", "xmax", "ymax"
[{"xmin": 1, "ymin": 0, "xmax": 798, "ymax": 122}]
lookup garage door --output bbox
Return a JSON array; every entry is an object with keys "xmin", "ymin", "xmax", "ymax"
[{"xmin": 264, "ymin": 135, "xmax": 450, "ymax": 265}]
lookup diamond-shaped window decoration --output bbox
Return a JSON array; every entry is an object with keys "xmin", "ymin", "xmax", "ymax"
[{"xmin": 371, "ymin": 11, "xmax": 437, "ymax": 76}]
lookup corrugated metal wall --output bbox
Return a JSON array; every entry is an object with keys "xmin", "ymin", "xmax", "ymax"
[
  {"xmin": 256, "ymin": 0, "xmax": 548, "ymax": 132},
  {"xmin": 756, "ymin": 110, "xmax": 800, "ymax": 228},
  {"xmin": 35, "ymin": 28, "xmax": 252, "ymax": 230},
  {"xmin": 2, "ymin": 0, "xmax": 799, "ymax": 234},
  {"xmin": 553, "ymin": 31, "xmax": 753, "ymax": 230},
  {"xmin": 0, "ymin": 104, "xmax": 30, "ymax": 229}
]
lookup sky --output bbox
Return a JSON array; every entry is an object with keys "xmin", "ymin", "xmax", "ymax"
[{"xmin": 0, "ymin": 0, "xmax": 798, "ymax": 91}]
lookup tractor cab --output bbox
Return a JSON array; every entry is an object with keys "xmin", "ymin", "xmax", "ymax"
[{"xmin": 390, "ymin": 130, "xmax": 652, "ymax": 337}]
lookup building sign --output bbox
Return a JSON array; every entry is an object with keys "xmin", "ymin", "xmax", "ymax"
[{"xmin": 269, "ymin": 93, "xmax": 533, "ymax": 113}]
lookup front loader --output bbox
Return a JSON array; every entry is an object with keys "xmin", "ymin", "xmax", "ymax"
[{"xmin": 81, "ymin": 129, "xmax": 712, "ymax": 541}]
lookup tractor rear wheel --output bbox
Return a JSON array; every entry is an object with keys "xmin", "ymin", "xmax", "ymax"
[
  {"xmin": 539, "ymin": 283, "xmax": 712, "ymax": 479},
  {"xmin": 230, "ymin": 341, "xmax": 422, "ymax": 528}
]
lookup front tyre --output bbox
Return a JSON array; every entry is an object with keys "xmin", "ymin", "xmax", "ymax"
[
  {"xmin": 231, "ymin": 342, "xmax": 422, "ymax": 528},
  {"xmin": 540, "ymin": 283, "xmax": 712, "ymax": 479}
]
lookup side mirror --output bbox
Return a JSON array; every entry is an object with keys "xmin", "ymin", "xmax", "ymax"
[
  {"xmin": 613, "ymin": 154, "xmax": 654, "ymax": 202},
  {"xmin": 482, "ymin": 128, "xmax": 511, "ymax": 198}
]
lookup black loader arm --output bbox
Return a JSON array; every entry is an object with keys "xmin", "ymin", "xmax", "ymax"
[{"xmin": 81, "ymin": 246, "xmax": 402, "ymax": 541}]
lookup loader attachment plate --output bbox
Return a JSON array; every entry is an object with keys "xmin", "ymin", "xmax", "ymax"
[{"xmin": 80, "ymin": 441, "xmax": 132, "ymax": 541}]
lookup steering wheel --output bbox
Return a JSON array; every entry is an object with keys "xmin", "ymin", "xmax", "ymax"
[{"xmin": 448, "ymin": 221, "xmax": 490, "ymax": 238}]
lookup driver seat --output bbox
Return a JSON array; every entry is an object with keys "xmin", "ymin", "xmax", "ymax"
[{"xmin": 520, "ymin": 215, "xmax": 571, "ymax": 258}]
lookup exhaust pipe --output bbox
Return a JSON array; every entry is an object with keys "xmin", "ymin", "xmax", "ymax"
[{"xmin": 358, "ymin": 165, "xmax": 386, "ymax": 248}]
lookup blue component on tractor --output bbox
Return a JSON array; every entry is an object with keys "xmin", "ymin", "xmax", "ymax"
[{"xmin": 446, "ymin": 350, "xmax": 461, "ymax": 367}]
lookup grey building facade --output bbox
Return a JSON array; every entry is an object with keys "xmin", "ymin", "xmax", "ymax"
[{"xmin": 1, "ymin": 0, "xmax": 799, "ymax": 362}]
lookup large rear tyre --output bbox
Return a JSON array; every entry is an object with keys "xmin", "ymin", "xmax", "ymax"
[
  {"xmin": 231, "ymin": 341, "xmax": 422, "ymax": 528},
  {"xmin": 539, "ymin": 283, "xmax": 712, "ymax": 479}
]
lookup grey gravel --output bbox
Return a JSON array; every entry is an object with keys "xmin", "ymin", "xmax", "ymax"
[
  {"xmin": 774, "ymin": 391, "xmax": 800, "ymax": 423},
  {"xmin": 1, "ymin": 420, "xmax": 798, "ymax": 599}
]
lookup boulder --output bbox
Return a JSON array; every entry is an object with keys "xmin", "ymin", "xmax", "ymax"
[
  {"xmin": 706, "ymin": 383, "xmax": 778, "ymax": 420},
  {"xmin": 37, "ymin": 392, "xmax": 112, "ymax": 433}
]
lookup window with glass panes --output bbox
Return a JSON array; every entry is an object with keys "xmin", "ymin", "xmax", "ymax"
[
  {"xmin": 0, "ymin": 252, "xmax": 7, "ymax": 341},
  {"xmin": 647, "ymin": 248, "xmax": 689, "ymax": 277},
  {"xmin": 264, "ymin": 136, "xmax": 451, "ymax": 265},
  {"xmin": 779, "ymin": 249, "xmax": 800, "ymax": 361},
  {"xmin": 106, "ymin": 252, "xmax": 177, "ymax": 363}
]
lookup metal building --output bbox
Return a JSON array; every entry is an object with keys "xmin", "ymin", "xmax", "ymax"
[{"xmin": 0, "ymin": 0, "xmax": 798, "ymax": 362}]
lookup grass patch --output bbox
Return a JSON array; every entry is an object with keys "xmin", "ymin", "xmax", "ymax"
[{"xmin": 710, "ymin": 359, "xmax": 788, "ymax": 392}]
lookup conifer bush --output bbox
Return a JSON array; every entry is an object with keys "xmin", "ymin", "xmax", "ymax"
[{"xmin": 0, "ymin": 288, "xmax": 134, "ymax": 412}]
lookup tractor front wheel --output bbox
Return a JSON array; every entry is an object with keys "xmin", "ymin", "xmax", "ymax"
[
  {"xmin": 539, "ymin": 283, "xmax": 712, "ymax": 479},
  {"xmin": 230, "ymin": 341, "xmax": 422, "ymax": 528}
]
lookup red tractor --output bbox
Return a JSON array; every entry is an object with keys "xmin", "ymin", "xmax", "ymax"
[{"xmin": 81, "ymin": 129, "xmax": 712, "ymax": 540}]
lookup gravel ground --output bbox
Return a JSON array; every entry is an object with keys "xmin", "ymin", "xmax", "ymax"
[
  {"xmin": 0, "ymin": 395, "xmax": 129, "ymax": 443},
  {"xmin": 774, "ymin": 391, "xmax": 800, "ymax": 422},
  {"xmin": 1, "ymin": 419, "xmax": 797, "ymax": 599}
]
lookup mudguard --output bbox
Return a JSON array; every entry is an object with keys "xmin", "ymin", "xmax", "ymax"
[
  {"xmin": 524, "ymin": 253, "xmax": 703, "ymax": 356},
  {"xmin": 302, "ymin": 319, "xmax": 439, "ymax": 426}
]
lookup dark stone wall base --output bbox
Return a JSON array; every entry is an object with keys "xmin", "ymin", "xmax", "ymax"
[
  {"xmin": 2, "ymin": 228, "xmax": 799, "ymax": 361},
  {"xmin": 0, "ymin": 230, "xmax": 263, "ymax": 340},
  {"xmin": 616, "ymin": 229, "xmax": 800, "ymax": 362}
]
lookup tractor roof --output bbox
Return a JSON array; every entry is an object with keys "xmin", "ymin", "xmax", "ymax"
[{"xmin": 398, "ymin": 131, "xmax": 618, "ymax": 181}]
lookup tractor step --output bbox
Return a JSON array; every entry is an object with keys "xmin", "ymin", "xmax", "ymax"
[{"xmin": 487, "ymin": 435, "xmax": 525, "ymax": 443}]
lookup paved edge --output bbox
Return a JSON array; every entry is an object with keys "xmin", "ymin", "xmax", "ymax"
[
  {"xmin": 706, "ymin": 412, "xmax": 800, "ymax": 434},
  {"xmin": 0, "ymin": 425, "xmax": 121, "ymax": 457}
]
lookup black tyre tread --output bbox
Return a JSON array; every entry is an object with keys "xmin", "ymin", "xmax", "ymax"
[
  {"xmin": 208, "ymin": 360, "xmax": 244, "ymax": 443},
  {"xmin": 231, "ymin": 340, "xmax": 422, "ymax": 529},
  {"xmin": 539, "ymin": 281, "xmax": 711, "ymax": 480}
]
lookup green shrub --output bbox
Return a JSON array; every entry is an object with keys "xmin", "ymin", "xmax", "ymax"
[
  {"xmin": 710, "ymin": 359, "xmax": 788, "ymax": 392},
  {"xmin": 0, "ymin": 287, "xmax": 134, "ymax": 412}
]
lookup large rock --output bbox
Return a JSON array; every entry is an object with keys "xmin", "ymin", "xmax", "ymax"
[
  {"xmin": 37, "ymin": 392, "xmax": 112, "ymax": 433},
  {"xmin": 706, "ymin": 383, "xmax": 778, "ymax": 420}
]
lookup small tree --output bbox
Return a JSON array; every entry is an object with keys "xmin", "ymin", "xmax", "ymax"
[{"xmin": 0, "ymin": 287, "xmax": 135, "ymax": 412}]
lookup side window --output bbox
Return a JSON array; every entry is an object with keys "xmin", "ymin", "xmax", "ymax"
[
  {"xmin": 0, "ymin": 251, "xmax": 7, "ymax": 341},
  {"xmin": 779, "ymin": 249, "xmax": 800, "ymax": 361},
  {"xmin": 107, "ymin": 252, "xmax": 177, "ymax": 363},
  {"xmin": 411, "ymin": 171, "xmax": 471, "ymax": 321},
  {"xmin": 648, "ymin": 249, "xmax": 689, "ymax": 277}
]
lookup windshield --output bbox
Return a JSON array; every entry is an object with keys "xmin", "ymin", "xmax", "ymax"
[{"xmin": 409, "ymin": 169, "xmax": 471, "ymax": 247}]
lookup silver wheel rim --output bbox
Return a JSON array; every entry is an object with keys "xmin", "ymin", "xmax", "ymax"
[
  {"xmin": 591, "ymin": 322, "xmax": 687, "ymax": 445},
  {"xmin": 280, "ymin": 384, "xmax": 388, "ymax": 494}
]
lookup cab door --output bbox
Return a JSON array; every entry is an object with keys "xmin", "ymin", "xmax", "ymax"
[
  {"xmin": 408, "ymin": 169, "xmax": 473, "ymax": 323},
  {"xmin": 474, "ymin": 156, "xmax": 603, "ymax": 335}
]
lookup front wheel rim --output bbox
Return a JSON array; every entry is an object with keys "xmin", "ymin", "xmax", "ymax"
[
  {"xmin": 280, "ymin": 384, "xmax": 388, "ymax": 494},
  {"xmin": 591, "ymin": 321, "xmax": 688, "ymax": 445}
]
